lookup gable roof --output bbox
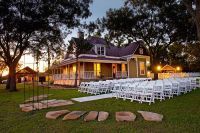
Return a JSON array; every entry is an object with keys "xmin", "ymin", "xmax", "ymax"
[
  {"xmin": 16, "ymin": 66, "xmax": 37, "ymax": 75},
  {"xmin": 161, "ymin": 65, "xmax": 176, "ymax": 71},
  {"xmin": 86, "ymin": 36, "xmax": 143, "ymax": 57},
  {"xmin": 62, "ymin": 37, "xmax": 148, "ymax": 65}
]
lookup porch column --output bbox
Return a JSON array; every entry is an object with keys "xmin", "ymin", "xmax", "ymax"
[
  {"xmin": 83, "ymin": 62, "xmax": 85, "ymax": 79},
  {"xmin": 121, "ymin": 63, "xmax": 123, "ymax": 78},
  {"xmin": 68, "ymin": 64, "xmax": 70, "ymax": 79},
  {"xmin": 136, "ymin": 58, "xmax": 139, "ymax": 78},
  {"xmin": 127, "ymin": 59, "xmax": 130, "ymax": 78},
  {"xmin": 78, "ymin": 62, "xmax": 80, "ymax": 79},
  {"xmin": 60, "ymin": 67, "xmax": 62, "ymax": 79}
]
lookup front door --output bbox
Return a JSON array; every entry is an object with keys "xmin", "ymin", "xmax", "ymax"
[{"xmin": 112, "ymin": 64, "xmax": 117, "ymax": 78}]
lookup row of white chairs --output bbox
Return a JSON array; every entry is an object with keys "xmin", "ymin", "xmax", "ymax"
[
  {"xmin": 78, "ymin": 78, "xmax": 151, "ymax": 95},
  {"xmin": 112, "ymin": 77, "xmax": 200, "ymax": 105}
]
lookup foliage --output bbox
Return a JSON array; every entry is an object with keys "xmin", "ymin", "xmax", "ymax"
[
  {"xmin": 88, "ymin": 0, "xmax": 195, "ymax": 72},
  {"xmin": 67, "ymin": 37, "xmax": 93, "ymax": 59},
  {"xmin": 167, "ymin": 43, "xmax": 189, "ymax": 71},
  {"xmin": 66, "ymin": 37, "xmax": 93, "ymax": 86},
  {"xmin": 185, "ymin": 42, "xmax": 200, "ymax": 71},
  {"xmin": 183, "ymin": 0, "xmax": 200, "ymax": 40},
  {"xmin": 0, "ymin": 59, "xmax": 7, "ymax": 75},
  {"xmin": 0, "ymin": 0, "xmax": 93, "ymax": 91}
]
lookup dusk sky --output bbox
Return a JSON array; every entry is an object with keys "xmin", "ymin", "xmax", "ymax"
[
  {"xmin": 66, "ymin": 0, "xmax": 124, "ymax": 40},
  {"xmin": 16, "ymin": 0, "xmax": 124, "ymax": 74}
]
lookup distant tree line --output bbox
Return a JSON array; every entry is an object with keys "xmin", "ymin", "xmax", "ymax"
[{"xmin": 85, "ymin": 0, "xmax": 200, "ymax": 72}]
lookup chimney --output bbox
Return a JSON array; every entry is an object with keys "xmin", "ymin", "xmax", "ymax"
[{"xmin": 77, "ymin": 31, "xmax": 84, "ymax": 39}]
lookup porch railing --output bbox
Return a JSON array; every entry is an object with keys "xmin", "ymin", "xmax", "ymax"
[
  {"xmin": 116, "ymin": 71, "xmax": 128, "ymax": 78},
  {"xmin": 53, "ymin": 71, "xmax": 128, "ymax": 80}
]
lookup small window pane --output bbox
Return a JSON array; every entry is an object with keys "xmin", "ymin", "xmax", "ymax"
[
  {"xmin": 97, "ymin": 47, "xmax": 101, "ymax": 55},
  {"xmin": 139, "ymin": 62, "xmax": 145, "ymax": 75},
  {"xmin": 101, "ymin": 47, "xmax": 105, "ymax": 55}
]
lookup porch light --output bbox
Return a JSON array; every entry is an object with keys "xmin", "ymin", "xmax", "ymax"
[
  {"xmin": 176, "ymin": 66, "xmax": 181, "ymax": 71},
  {"xmin": 157, "ymin": 65, "xmax": 161, "ymax": 71},
  {"xmin": 147, "ymin": 71, "xmax": 151, "ymax": 75}
]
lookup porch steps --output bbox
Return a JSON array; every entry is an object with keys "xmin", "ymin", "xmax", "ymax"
[{"xmin": 71, "ymin": 93, "xmax": 114, "ymax": 102}]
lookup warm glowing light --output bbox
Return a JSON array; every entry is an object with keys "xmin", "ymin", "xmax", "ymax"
[
  {"xmin": 147, "ymin": 71, "xmax": 151, "ymax": 75},
  {"xmin": 94, "ymin": 63, "xmax": 101, "ymax": 76},
  {"xmin": 157, "ymin": 65, "xmax": 161, "ymax": 71},
  {"xmin": 73, "ymin": 64, "xmax": 76, "ymax": 73},
  {"xmin": 176, "ymin": 66, "xmax": 181, "ymax": 71}
]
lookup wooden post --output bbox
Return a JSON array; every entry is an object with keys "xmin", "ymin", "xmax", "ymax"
[
  {"xmin": 68, "ymin": 64, "xmax": 70, "ymax": 79},
  {"xmin": 83, "ymin": 62, "xmax": 85, "ymax": 79},
  {"xmin": 78, "ymin": 62, "xmax": 80, "ymax": 80}
]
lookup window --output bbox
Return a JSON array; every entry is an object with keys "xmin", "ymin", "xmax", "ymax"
[
  {"xmin": 122, "ymin": 64, "xmax": 126, "ymax": 72},
  {"xmin": 139, "ymin": 48, "xmax": 144, "ymax": 54},
  {"xmin": 73, "ymin": 64, "xmax": 76, "ymax": 73},
  {"xmin": 94, "ymin": 63, "xmax": 101, "ymax": 77},
  {"xmin": 96, "ymin": 46, "xmax": 105, "ymax": 55},
  {"xmin": 139, "ymin": 62, "xmax": 145, "ymax": 75}
]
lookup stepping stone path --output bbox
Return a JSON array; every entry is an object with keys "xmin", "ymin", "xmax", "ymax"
[
  {"xmin": 98, "ymin": 111, "xmax": 109, "ymax": 122},
  {"xmin": 20, "ymin": 100, "xmax": 74, "ymax": 112},
  {"xmin": 116, "ymin": 112, "xmax": 136, "ymax": 122},
  {"xmin": 25, "ymin": 94, "xmax": 53, "ymax": 102},
  {"xmin": 63, "ymin": 111, "xmax": 86, "ymax": 120},
  {"xmin": 84, "ymin": 111, "xmax": 98, "ymax": 122},
  {"xmin": 47, "ymin": 100, "xmax": 74, "ymax": 108},
  {"xmin": 137, "ymin": 111, "xmax": 163, "ymax": 122},
  {"xmin": 46, "ymin": 110, "xmax": 70, "ymax": 119}
]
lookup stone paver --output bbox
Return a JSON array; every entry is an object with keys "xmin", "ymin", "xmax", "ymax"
[
  {"xmin": 98, "ymin": 111, "xmax": 109, "ymax": 121},
  {"xmin": 40, "ymin": 99, "xmax": 57, "ymax": 104},
  {"xmin": 46, "ymin": 110, "xmax": 70, "ymax": 119},
  {"xmin": 20, "ymin": 99, "xmax": 74, "ymax": 112},
  {"xmin": 138, "ymin": 111, "xmax": 163, "ymax": 122},
  {"xmin": 116, "ymin": 112, "xmax": 136, "ymax": 122},
  {"xmin": 21, "ymin": 103, "xmax": 47, "ymax": 112},
  {"xmin": 84, "ymin": 111, "xmax": 98, "ymax": 122},
  {"xmin": 63, "ymin": 111, "xmax": 86, "ymax": 120},
  {"xmin": 47, "ymin": 100, "xmax": 74, "ymax": 107},
  {"xmin": 21, "ymin": 106, "xmax": 36, "ymax": 112},
  {"xmin": 25, "ymin": 94, "xmax": 53, "ymax": 102}
]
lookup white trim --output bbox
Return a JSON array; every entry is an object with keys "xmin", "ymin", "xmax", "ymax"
[
  {"xmin": 79, "ymin": 54, "xmax": 122, "ymax": 59},
  {"xmin": 78, "ymin": 59, "xmax": 127, "ymax": 64},
  {"xmin": 127, "ymin": 59, "xmax": 130, "ymax": 78},
  {"xmin": 83, "ymin": 62, "xmax": 85, "ymax": 78},
  {"xmin": 139, "ymin": 61, "xmax": 146, "ymax": 76},
  {"xmin": 136, "ymin": 58, "xmax": 139, "ymax": 77}
]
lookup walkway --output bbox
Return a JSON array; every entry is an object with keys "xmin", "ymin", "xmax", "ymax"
[{"xmin": 71, "ymin": 93, "xmax": 114, "ymax": 102}]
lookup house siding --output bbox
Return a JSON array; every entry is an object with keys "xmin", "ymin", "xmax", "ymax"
[
  {"xmin": 85, "ymin": 62, "xmax": 93, "ymax": 71},
  {"xmin": 101, "ymin": 63, "xmax": 112, "ymax": 78},
  {"xmin": 137, "ymin": 58, "xmax": 147, "ymax": 78},
  {"xmin": 129, "ymin": 59, "xmax": 137, "ymax": 78}
]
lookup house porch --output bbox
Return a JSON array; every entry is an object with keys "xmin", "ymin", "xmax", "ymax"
[{"xmin": 53, "ymin": 62, "xmax": 128, "ymax": 85}]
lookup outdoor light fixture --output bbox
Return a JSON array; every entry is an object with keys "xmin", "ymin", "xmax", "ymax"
[
  {"xmin": 147, "ymin": 71, "xmax": 151, "ymax": 76},
  {"xmin": 176, "ymin": 66, "xmax": 181, "ymax": 71},
  {"xmin": 157, "ymin": 65, "xmax": 161, "ymax": 71}
]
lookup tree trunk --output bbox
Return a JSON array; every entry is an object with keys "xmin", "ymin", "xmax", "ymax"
[
  {"xmin": 74, "ymin": 58, "xmax": 78, "ymax": 87},
  {"xmin": 150, "ymin": 54, "xmax": 160, "ymax": 80},
  {"xmin": 6, "ymin": 65, "xmax": 17, "ymax": 91},
  {"xmin": 0, "ymin": 73, "xmax": 2, "ymax": 84},
  {"xmin": 195, "ymin": 17, "xmax": 200, "ymax": 41}
]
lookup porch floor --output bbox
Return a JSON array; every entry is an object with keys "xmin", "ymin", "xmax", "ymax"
[{"xmin": 71, "ymin": 93, "xmax": 114, "ymax": 102}]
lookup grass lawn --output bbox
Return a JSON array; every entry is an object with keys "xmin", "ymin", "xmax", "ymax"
[{"xmin": 0, "ymin": 83, "xmax": 200, "ymax": 133}]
